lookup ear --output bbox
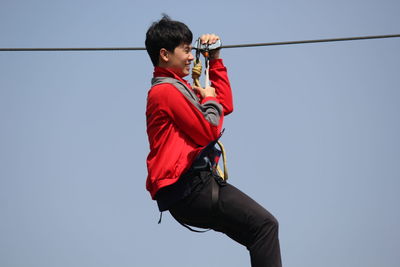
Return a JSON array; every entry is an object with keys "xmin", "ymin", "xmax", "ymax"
[{"xmin": 159, "ymin": 48, "xmax": 169, "ymax": 63}]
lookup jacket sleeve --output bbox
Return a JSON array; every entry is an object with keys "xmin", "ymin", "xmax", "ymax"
[
  {"xmin": 147, "ymin": 84, "xmax": 224, "ymax": 147},
  {"xmin": 209, "ymin": 59, "xmax": 234, "ymax": 115}
]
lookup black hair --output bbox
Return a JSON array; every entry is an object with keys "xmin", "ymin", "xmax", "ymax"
[{"xmin": 145, "ymin": 15, "xmax": 193, "ymax": 66}]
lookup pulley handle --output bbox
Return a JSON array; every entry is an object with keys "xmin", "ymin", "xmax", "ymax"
[{"xmin": 194, "ymin": 38, "xmax": 222, "ymax": 55}]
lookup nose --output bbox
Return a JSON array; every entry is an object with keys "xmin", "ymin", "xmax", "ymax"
[{"xmin": 188, "ymin": 51, "xmax": 194, "ymax": 61}]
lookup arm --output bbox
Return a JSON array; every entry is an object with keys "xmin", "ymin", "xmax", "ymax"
[
  {"xmin": 209, "ymin": 59, "xmax": 234, "ymax": 115},
  {"xmin": 198, "ymin": 34, "xmax": 234, "ymax": 115},
  {"xmin": 147, "ymin": 84, "xmax": 224, "ymax": 147}
]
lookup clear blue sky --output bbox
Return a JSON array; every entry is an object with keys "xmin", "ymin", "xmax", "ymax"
[{"xmin": 1, "ymin": 1, "xmax": 399, "ymax": 267}]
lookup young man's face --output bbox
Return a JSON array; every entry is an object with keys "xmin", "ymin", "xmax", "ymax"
[{"xmin": 164, "ymin": 43, "xmax": 194, "ymax": 77}]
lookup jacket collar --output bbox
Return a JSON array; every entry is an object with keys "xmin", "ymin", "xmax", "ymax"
[{"xmin": 153, "ymin": 67, "xmax": 192, "ymax": 89}]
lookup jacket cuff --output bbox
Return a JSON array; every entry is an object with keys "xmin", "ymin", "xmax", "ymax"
[
  {"xmin": 209, "ymin": 58, "xmax": 224, "ymax": 69},
  {"xmin": 201, "ymin": 96, "xmax": 220, "ymax": 104}
]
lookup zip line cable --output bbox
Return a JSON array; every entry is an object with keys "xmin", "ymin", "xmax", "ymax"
[
  {"xmin": 0, "ymin": 34, "xmax": 399, "ymax": 52},
  {"xmin": 221, "ymin": 34, "xmax": 400, "ymax": 49}
]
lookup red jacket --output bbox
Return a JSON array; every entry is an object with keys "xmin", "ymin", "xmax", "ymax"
[{"xmin": 146, "ymin": 59, "xmax": 233, "ymax": 199}]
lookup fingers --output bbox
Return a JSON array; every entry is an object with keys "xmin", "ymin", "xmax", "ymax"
[
  {"xmin": 192, "ymin": 85, "xmax": 205, "ymax": 94},
  {"xmin": 192, "ymin": 85, "xmax": 200, "ymax": 92},
  {"xmin": 200, "ymin": 34, "xmax": 220, "ymax": 45},
  {"xmin": 193, "ymin": 85, "xmax": 216, "ymax": 98}
]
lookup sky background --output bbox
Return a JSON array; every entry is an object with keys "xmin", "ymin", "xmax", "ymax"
[{"xmin": 1, "ymin": 0, "xmax": 399, "ymax": 267}]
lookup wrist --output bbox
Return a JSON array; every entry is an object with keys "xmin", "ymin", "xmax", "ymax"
[
  {"xmin": 209, "ymin": 49, "xmax": 220, "ymax": 60},
  {"xmin": 204, "ymin": 93, "xmax": 216, "ymax": 98}
]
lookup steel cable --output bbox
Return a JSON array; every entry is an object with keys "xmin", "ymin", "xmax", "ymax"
[{"xmin": 1, "ymin": 34, "xmax": 399, "ymax": 52}]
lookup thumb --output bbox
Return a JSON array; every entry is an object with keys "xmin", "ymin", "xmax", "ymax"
[{"xmin": 192, "ymin": 85, "xmax": 203, "ymax": 92}]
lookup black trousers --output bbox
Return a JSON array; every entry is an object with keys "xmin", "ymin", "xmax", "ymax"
[{"xmin": 169, "ymin": 171, "xmax": 282, "ymax": 267}]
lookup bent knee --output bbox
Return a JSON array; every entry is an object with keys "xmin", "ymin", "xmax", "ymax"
[{"xmin": 258, "ymin": 212, "xmax": 279, "ymax": 233}]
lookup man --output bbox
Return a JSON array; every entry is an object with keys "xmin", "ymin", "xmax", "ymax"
[{"xmin": 145, "ymin": 15, "xmax": 282, "ymax": 267}]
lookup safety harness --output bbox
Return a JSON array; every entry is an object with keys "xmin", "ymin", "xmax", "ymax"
[{"xmin": 156, "ymin": 38, "xmax": 229, "ymax": 232}]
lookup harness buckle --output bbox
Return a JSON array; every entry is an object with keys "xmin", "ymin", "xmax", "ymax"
[{"xmin": 191, "ymin": 156, "xmax": 212, "ymax": 171}]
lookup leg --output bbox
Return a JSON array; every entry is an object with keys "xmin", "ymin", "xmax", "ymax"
[
  {"xmin": 169, "ymin": 172, "xmax": 282, "ymax": 267},
  {"xmin": 217, "ymin": 183, "xmax": 282, "ymax": 267}
]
